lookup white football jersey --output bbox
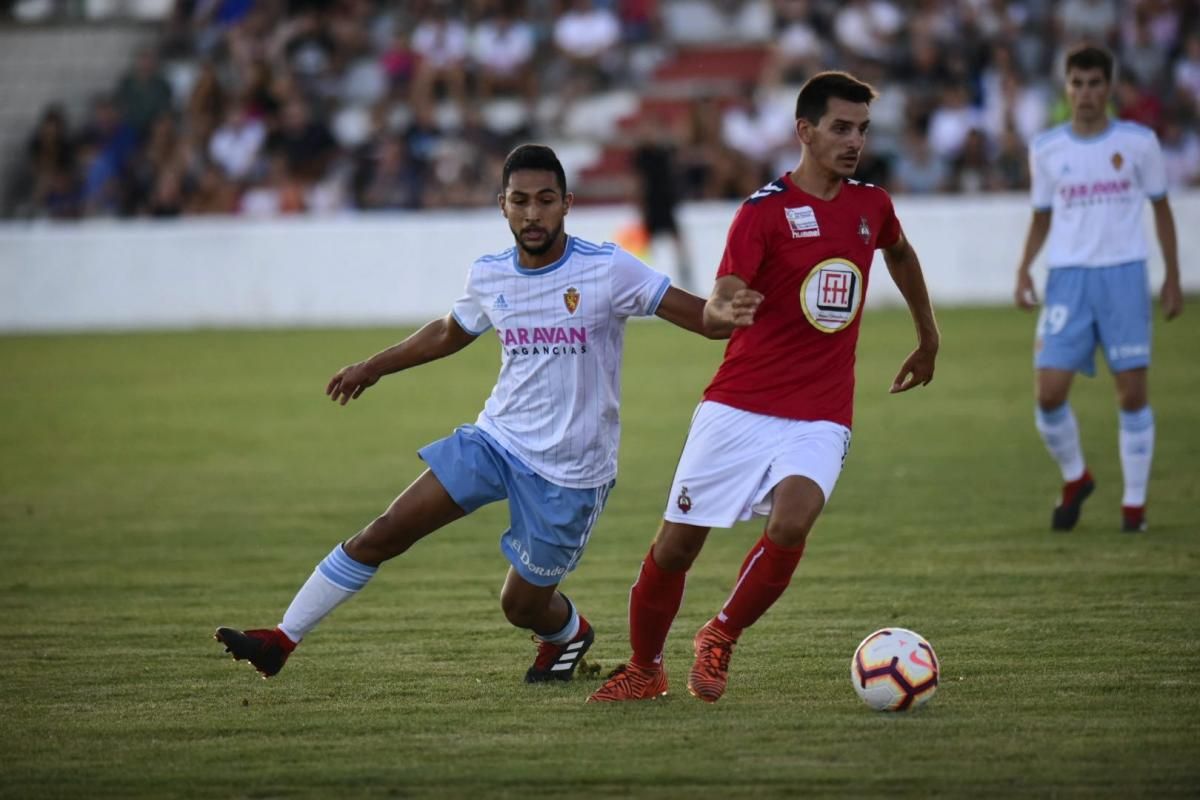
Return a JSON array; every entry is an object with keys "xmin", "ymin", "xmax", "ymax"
[
  {"xmin": 1030, "ymin": 120, "xmax": 1167, "ymax": 269},
  {"xmin": 452, "ymin": 236, "xmax": 671, "ymax": 489}
]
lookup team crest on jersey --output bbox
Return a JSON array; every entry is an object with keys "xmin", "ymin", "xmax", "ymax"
[
  {"xmin": 563, "ymin": 287, "xmax": 580, "ymax": 314},
  {"xmin": 1111, "ymin": 152, "xmax": 1124, "ymax": 171},
  {"xmin": 676, "ymin": 486, "xmax": 692, "ymax": 514},
  {"xmin": 858, "ymin": 216, "xmax": 870, "ymax": 244},
  {"xmin": 799, "ymin": 258, "xmax": 864, "ymax": 333},
  {"xmin": 785, "ymin": 206, "xmax": 820, "ymax": 238}
]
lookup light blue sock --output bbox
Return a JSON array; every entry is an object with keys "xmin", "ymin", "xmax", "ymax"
[
  {"xmin": 279, "ymin": 544, "xmax": 378, "ymax": 642},
  {"xmin": 1035, "ymin": 403, "xmax": 1086, "ymax": 482},
  {"xmin": 316, "ymin": 543, "xmax": 378, "ymax": 591},
  {"xmin": 1118, "ymin": 406, "xmax": 1154, "ymax": 506},
  {"xmin": 538, "ymin": 596, "xmax": 580, "ymax": 644}
]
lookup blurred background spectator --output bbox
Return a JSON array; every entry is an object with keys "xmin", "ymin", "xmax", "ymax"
[
  {"xmin": 631, "ymin": 112, "xmax": 694, "ymax": 289},
  {"xmin": 2, "ymin": 0, "xmax": 1198, "ymax": 221}
]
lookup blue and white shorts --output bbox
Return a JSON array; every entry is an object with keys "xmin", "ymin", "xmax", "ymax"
[
  {"xmin": 1035, "ymin": 261, "xmax": 1151, "ymax": 377},
  {"xmin": 418, "ymin": 425, "xmax": 613, "ymax": 587}
]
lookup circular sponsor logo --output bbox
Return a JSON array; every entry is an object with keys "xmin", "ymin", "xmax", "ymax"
[{"xmin": 799, "ymin": 258, "xmax": 864, "ymax": 333}]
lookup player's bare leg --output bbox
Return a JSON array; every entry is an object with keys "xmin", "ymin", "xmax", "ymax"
[
  {"xmin": 689, "ymin": 476, "xmax": 822, "ymax": 703},
  {"xmin": 1036, "ymin": 367, "xmax": 1075, "ymax": 411},
  {"xmin": 1114, "ymin": 367, "xmax": 1148, "ymax": 412},
  {"xmin": 500, "ymin": 569, "xmax": 595, "ymax": 683},
  {"xmin": 1114, "ymin": 367, "xmax": 1153, "ymax": 532},
  {"xmin": 762, "ymin": 475, "xmax": 825, "ymax": 549},
  {"xmin": 343, "ymin": 469, "xmax": 467, "ymax": 564},
  {"xmin": 216, "ymin": 470, "xmax": 465, "ymax": 677},
  {"xmin": 651, "ymin": 520, "xmax": 711, "ymax": 572},
  {"xmin": 587, "ymin": 521, "xmax": 709, "ymax": 703},
  {"xmin": 1035, "ymin": 368, "xmax": 1093, "ymax": 531}
]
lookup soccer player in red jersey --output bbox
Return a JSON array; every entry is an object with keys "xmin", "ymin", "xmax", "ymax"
[{"xmin": 589, "ymin": 71, "xmax": 940, "ymax": 703}]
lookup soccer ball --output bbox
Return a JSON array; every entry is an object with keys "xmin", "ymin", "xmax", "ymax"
[{"xmin": 850, "ymin": 627, "xmax": 939, "ymax": 712}]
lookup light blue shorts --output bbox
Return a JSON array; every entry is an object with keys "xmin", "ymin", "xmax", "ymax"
[
  {"xmin": 418, "ymin": 425, "xmax": 613, "ymax": 587},
  {"xmin": 1035, "ymin": 261, "xmax": 1151, "ymax": 377}
]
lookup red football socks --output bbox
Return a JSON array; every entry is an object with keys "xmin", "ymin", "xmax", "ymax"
[
  {"xmin": 629, "ymin": 547, "xmax": 687, "ymax": 669},
  {"xmin": 712, "ymin": 533, "xmax": 805, "ymax": 640}
]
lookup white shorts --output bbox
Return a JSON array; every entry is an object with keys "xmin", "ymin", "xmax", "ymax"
[{"xmin": 662, "ymin": 401, "xmax": 851, "ymax": 529}]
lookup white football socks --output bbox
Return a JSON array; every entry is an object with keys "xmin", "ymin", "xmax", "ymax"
[
  {"xmin": 278, "ymin": 544, "xmax": 377, "ymax": 643},
  {"xmin": 1035, "ymin": 403, "xmax": 1086, "ymax": 482},
  {"xmin": 1118, "ymin": 406, "xmax": 1154, "ymax": 507}
]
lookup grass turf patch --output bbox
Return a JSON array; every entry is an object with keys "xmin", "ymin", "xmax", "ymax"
[{"xmin": 1, "ymin": 305, "xmax": 1197, "ymax": 798}]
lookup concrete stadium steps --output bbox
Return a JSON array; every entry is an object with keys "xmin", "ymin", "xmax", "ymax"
[
  {"xmin": 573, "ymin": 45, "xmax": 767, "ymax": 204},
  {"xmin": 652, "ymin": 45, "xmax": 768, "ymax": 87},
  {"xmin": 575, "ymin": 146, "xmax": 636, "ymax": 205},
  {"xmin": 615, "ymin": 97, "xmax": 695, "ymax": 132}
]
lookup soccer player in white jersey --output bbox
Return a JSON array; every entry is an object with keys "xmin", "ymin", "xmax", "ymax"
[
  {"xmin": 1014, "ymin": 45, "xmax": 1183, "ymax": 534},
  {"xmin": 215, "ymin": 145, "xmax": 731, "ymax": 682}
]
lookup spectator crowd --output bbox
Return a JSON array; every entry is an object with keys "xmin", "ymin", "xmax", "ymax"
[{"xmin": 5, "ymin": 0, "xmax": 1200, "ymax": 220}]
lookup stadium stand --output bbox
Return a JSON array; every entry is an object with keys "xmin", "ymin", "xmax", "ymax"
[{"xmin": 2, "ymin": 0, "xmax": 1198, "ymax": 219}]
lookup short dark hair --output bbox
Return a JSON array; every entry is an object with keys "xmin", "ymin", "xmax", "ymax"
[
  {"xmin": 502, "ymin": 144, "xmax": 567, "ymax": 195},
  {"xmin": 795, "ymin": 71, "xmax": 878, "ymax": 124},
  {"xmin": 1065, "ymin": 44, "xmax": 1114, "ymax": 83}
]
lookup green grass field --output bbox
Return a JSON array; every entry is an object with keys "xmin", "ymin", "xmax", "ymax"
[{"xmin": 1, "ymin": 305, "xmax": 1197, "ymax": 798}]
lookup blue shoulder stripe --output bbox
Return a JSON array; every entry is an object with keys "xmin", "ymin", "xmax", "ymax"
[
  {"xmin": 573, "ymin": 237, "xmax": 615, "ymax": 252},
  {"xmin": 1114, "ymin": 120, "xmax": 1155, "ymax": 138},
  {"xmin": 476, "ymin": 247, "xmax": 515, "ymax": 264},
  {"xmin": 572, "ymin": 236, "xmax": 602, "ymax": 250},
  {"xmin": 574, "ymin": 244, "xmax": 616, "ymax": 257},
  {"xmin": 1032, "ymin": 124, "xmax": 1069, "ymax": 149}
]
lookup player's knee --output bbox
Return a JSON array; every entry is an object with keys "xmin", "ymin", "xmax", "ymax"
[
  {"xmin": 1119, "ymin": 396, "xmax": 1148, "ymax": 413},
  {"xmin": 499, "ymin": 591, "xmax": 540, "ymax": 629},
  {"xmin": 764, "ymin": 517, "xmax": 812, "ymax": 549},
  {"xmin": 652, "ymin": 531, "xmax": 703, "ymax": 572},
  {"xmin": 1117, "ymin": 387, "xmax": 1148, "ymax": 411},
  {"xmin": 346, "ymin": 513, "xmax": 407, "ymax": 563},
  {"xmin": 1036, "ymin": 389, "xmax": 1069, "ymax": 411}
]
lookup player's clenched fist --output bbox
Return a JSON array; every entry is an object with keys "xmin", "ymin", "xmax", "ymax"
[{"xmin": 731, "ymin": 289, "xmax": 765, "ymax": 327}]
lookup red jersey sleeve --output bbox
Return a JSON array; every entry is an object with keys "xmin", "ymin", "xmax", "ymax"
[
  {"xmin": 877, "ymin": 191, "xmax": 902, "ymax": 249},
  {"xmin": 716, "ymin": 201, "xmax": 767, "ymax": 284}
]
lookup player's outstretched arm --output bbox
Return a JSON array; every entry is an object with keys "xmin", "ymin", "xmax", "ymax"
[
  {"xmin": 882, "ymin": 233, "xmax": 939, "ymax": 394},
  {"xmin": 654, "ymin": 285, "xmax": 725, "ymax": 338},
  {"xmin": 326, "ymin": 313, "xmax": 479, "ymax": 405},
  {"xmin": 1151, "ymin": 196, "xmax": 1183, "ymax": 321},
  {"xmin": 701, "ymin": 275, "xmax": 764, "ymax": 339},
  {"xmin": 1014, "ymin": 210, "xmax": 1051, "ymax": 310}
]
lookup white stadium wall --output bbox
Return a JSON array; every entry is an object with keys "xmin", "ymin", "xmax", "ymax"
[{"xmin": 1, "ymin": 192, "xmax": 1198, "ymax": 332}]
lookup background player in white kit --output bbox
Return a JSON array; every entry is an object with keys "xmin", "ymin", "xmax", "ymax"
[
  {"xmin": 214, "ymin": 144, "xmax": 728, "ymax": 682},
  {"xmin": 1014, "ymin": 45, "xmax": 1183, "ymax": 534}
]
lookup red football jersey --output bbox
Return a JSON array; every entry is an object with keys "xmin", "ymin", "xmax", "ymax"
[{"xmin": 703, "ymin": 173, "xmax": 902, "ymax": 428}]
